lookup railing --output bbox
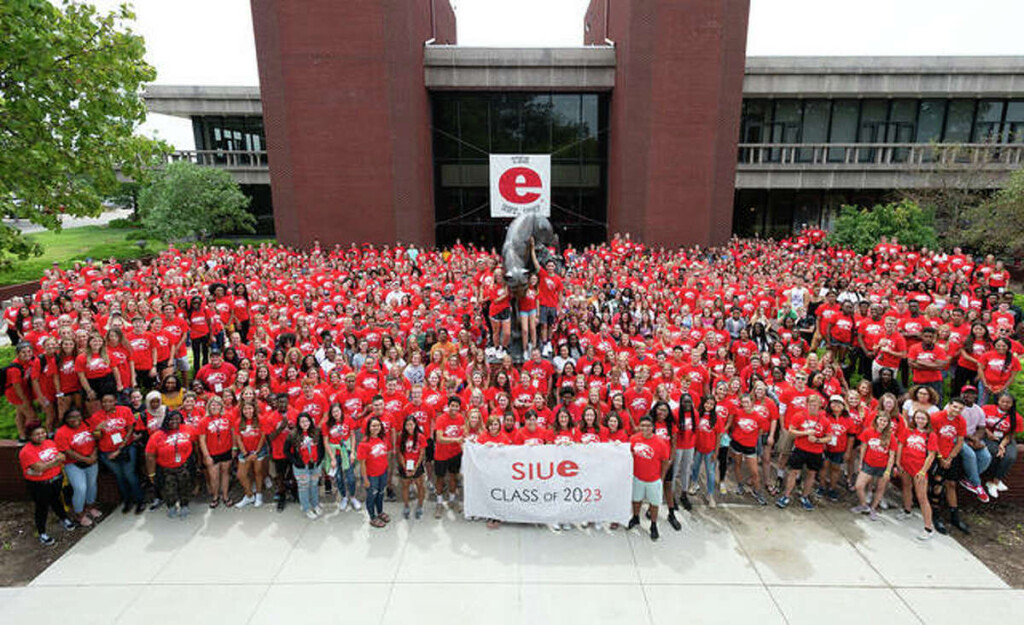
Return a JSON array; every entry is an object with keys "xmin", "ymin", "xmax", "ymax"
[
  {"xmin": 736, "ymin": 143, "xmax": 1024, "ymax": 168},
  {"xmin": 167, "ymin": 150, "xmax": 268, "ymax": 168}
]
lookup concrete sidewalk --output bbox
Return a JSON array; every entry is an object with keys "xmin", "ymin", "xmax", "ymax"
[{"xmin": 2, "ymin": 503, "xmax": 1019, "ymax": 625}]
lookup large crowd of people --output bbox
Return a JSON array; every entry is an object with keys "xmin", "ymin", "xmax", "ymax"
[{"xmin": 8, "ymin": 230, "xmax": 1023, "ymax": 545}]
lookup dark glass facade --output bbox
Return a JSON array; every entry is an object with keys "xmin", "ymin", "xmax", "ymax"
[
  {"xmin": 738, "ymin": 97, "xmax": 1024, "ymax": 156},
  {"xmin": 191, "ymin": 116, "xmax": 268, "ymax": 164},
  {"xmin": 431, "ymin": 92, "xmax": 609, "ymax": 249}
]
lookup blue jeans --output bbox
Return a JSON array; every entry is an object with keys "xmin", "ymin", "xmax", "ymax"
[
  {"xmin": 690, "ymin": 451, "xmax": 717, "ymax": 495},
  {"xmin": 366, "ymin": 473, "xmax": 386, "ymax": 519},
  {"xmin": 100, "ymin": 447, "xmax": 142, "ymax": 504},
  {"xmin": 333, "ymin": 451, "xmax": 357, "ymax": 498},
  {"xmin": 294, "ymin": 466, "xmax": 320, "ymax": 512},
  {"xmin": 960, "ymin": 443, "xmax": 992, "ymax": 487},
  {"xmin": 64, "ymin": 462, "xmax": 98, "ymax": 514}
]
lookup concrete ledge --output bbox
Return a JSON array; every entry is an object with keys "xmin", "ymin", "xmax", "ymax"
[
  {"xmin": 736, "ymin": 168, "xmax": 1012, "ymax": 190},
  {"xmin": 744, "ymin": 56, "xmax": 1024, "ymax": 97},
  {"xmin": 424, "ymin": 45, "xmax": 616, "ymax": 91},
  {"xmin": 143, "ymin": 85, "xmax": 263, "ymax": 118}
]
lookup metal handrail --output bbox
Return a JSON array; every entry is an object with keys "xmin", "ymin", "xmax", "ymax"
[
  {"xmin": 167, "ymin": 150, "xmax": 269, "ymax": 168},
  {"xmin": 736, "ymin": 142, "xmax": 1023, "ymax": 167}
]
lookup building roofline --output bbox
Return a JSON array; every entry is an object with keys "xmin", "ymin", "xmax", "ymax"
[{"xmin": 745, "ymin": 56, "xmax": 1024, "ymax": 75}]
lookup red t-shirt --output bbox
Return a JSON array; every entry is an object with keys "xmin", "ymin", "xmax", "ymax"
[
  {"xmin": 357, "ymin": 435, "xmax": 391, "ymax": 477},
  {"xmin": 54, "ymin": 423, "xmax": 97, "ymax": 458},
  {"xmin": 858, "ymin": 426, "xmax": 894, "ymax": 469},
  {"xmin": 907, "ymin": 343, "xmax": 947, "ymax": 384},
  {"xmin": 729, "ymin": 409, "xmax": 764, "ymax": 448},
  {"xmin": 977, "ymin": 351, "xmax": 1021, "ymax": 390},
  {"xmin": 930, "ymin": 411, "xmax": 966, "ymax": 458},
  {"xmin": 433, "ymin": 412, "xmax": 465, "ymax": 461},
  {"xmin": 630, "ymin": 433, "xmax": 670, "ymax": 482},
  {"xmin": 19, "ymin": 440, "xmax": 62, "ymax": 481},
  {"xmin": 236, "ymin": 419, "xmax": 264, "ymax": 453},
  {"xmin": 87, "ymin": 406, "xmax": 136, "ymax": 453},
  {"xmin": 786, "ymin": 409, "xmax": 830, "ymax": 454},
  {"xmin": 513, "ymin": 425, "xmax": 551, "ymax": 446},
  {"xmin": 146, "ymin": 425, "xmax": 196, "ymax": 468},
  {"xmin": 898, "ymin": 429, "xmax": 937, "ymax": 475},
  {"xmin": 199, "ymin": 413, "xmax": 236, "ymax": 456}
]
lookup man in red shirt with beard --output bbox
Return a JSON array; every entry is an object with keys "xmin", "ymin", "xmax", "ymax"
[{"xmin": 776, "ymin": 394, "xmax": 831, "ymax": 511}]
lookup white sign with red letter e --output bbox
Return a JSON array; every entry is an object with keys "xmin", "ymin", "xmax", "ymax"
[{"xmin": 489, "ymin": 154, "xmax": 551, "ymax": 218}]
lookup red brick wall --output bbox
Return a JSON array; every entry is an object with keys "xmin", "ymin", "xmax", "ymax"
[
  {"xmin": 250, "ymin": 0, "xmax": 455, "ymax": 248},
  {"xmin": 593, "ymin": 0, "xmax": 749, "ymax": 248}
]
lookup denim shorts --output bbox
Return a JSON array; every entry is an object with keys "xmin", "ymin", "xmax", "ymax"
[
  {"xmin": 823, "ymin": 450, "xmax": 845, "ymax": 465},
  {"xmin": 861, "ymin": 463, "xmax": 886, "ymax": 478}
]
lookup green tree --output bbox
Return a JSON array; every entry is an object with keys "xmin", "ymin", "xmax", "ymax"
[
  {"xmin": 139, "ymin": 161, "xmax": 255, "ymax": 242},
  {"xmin": 0, "ymin": 1, "xmax": 166, "ymax": 267},
  {"xmin": 963, "ymin": 166, "xmax": 1024, "ymax": 258},
  {"xmin": 828, "ymin": 199, "xmax": 938, "ymax": 254}
]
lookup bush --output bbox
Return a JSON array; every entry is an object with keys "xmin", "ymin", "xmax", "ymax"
[
  {"xmin": 828, "ymin": 199, "xmax": 938, "ymax": 254},
  {"xmin": 107, "ymin": 217, "xmax": 142, "ymax": 229},
  {"xmin": 139, "ymin": 161, "xmax": 255, "ymax": 242},
  {"xmin": 963, "ymin": 167, "xmax": 1024, "ymax": 259}
]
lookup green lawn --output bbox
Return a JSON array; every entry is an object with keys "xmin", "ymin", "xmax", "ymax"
[{"xmin": 0, "ymin": 226, "xmax": 165, "ymax": 286}]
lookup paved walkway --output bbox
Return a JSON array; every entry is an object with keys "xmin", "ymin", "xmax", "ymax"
[
  {"xmin": 2, "ymin": 208, "xmax": 132, "ymax": 234},
  {"xmin": 1, "ymin": 501, "xmax": 1018, "ymax": 624}
]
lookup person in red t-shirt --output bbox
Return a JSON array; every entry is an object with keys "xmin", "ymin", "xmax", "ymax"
[
  {"xmin": 198, "ymin": 395, "xmax": 236, "ymax": 508},
  {"xmin": 233, "ymin": 400, "xmax": 267, "ymax": 509},
  {"xmin": 850, "ymin": 412, "xmax": 896, "ymax": 520},
  {"xmin": 531, "ymin": 238, "xmax": 563, "ymax": 349},
  {"xmin": 930, "ymin": 398, "xmax": 969, "ymax": 534},
  {"xmin": 20, "ymin": 421, "xmax": 72, "ymax": 545},
  {"xmin": 287, "ymin": 412, "xmax": 331, "ymax": 519},
  {"xmin": 907, "ymin": 327, "xmax": 948, "ymax": 401},
  {"xmin": 896, "ymin": 409, "xmax": 938, "ymax": 540},
  {"xmin": 89, "ymin": 393, "xmax": 144, "ymax": 513},
  {"xmin": 54, "ymin": 409, "xmax": 101, "ymax": 526},
  {"xmin": 726, "ymin": 394, "xmax": 769, "ymax": 506},
  {"xmin": 358, "ymin": 415, "xmax": 391, "ymax": 527},
  {"xmin": 396, "ymin": 415, "xmax": 428, "ymax": 520},
  {"xmin": 433, "ymin": 396, "xmax": 466, "ymax": 518},
  {"xmin": 145, "ymin": 410, "xmax": 198, "ymax": 518},
  {"xmin": 628, "ymin": 416, "xmax": 671, "ymax": 541},
  {"xmin": 486, "ymin": 271, "xmax": 512, "ymax": 355},
  {"xmin": 776, "ymin": 394, "xmax": 831, "ymax": 510}
]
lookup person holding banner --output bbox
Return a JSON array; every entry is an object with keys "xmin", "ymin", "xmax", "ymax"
[
  {"xmin": 478, "ymin": 416, "xmax": 512, "ymax": 529},
  {"xmin": 434, "ymin": 396, "xmax": 466, "ymax": 519},
  {"xmin": 604, "ymin": 411, "xmax": 630, "ymax": 443},
  {"xmin": 628, "ymin": 415, "xmax": 672, "ymax": 541},
  {"xmin": 513, "ymin": 409, "xmax": 551, "ymax": 445}
]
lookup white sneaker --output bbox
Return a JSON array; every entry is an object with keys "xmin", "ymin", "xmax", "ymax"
[
  {"xmin": 560, "ymin": 523, "xmax": 572, "ymax": 530},
  {"xmin": 986, "ymin": 482, "xmax": 1000, "ymax": 499},
  {"xmin": 996, "ymin": 480, "xmax": 1008, "ymax": 492},
  {"xmin": 879, "ymin": 497, "xmax": 890, "ymax": 510},
  {"xmin": 594, "ymin": 522, "xmax": 604, "ymax": 531},
  {"xmin": 917, "ymin": 528, "xmax": 935, "ymax": 541},
  {"xmin": 235, "ymin": 495, "xmax": 254, "ymax": 509},
  {"xmin": 339, "ymin": 496, "xmax": 349, "ymax": 511},
  {"xmin": 314, "ymin": 504, "xmax": 324, "ymax": 516},
  {"xmin": 688, "ymin": 483, "xmax": 700, "ymax": 496},
  {"xmin": 264, "ymin": 476, "xmax": 273, "ymax": 490},
  {"xmin": 708, "ymin": 495, "xmax": 716, "ymax": 508},
  {"xmin": 351, "ymin": 498, "xmax": 363, "ymax": 511},
  {"xmin": 305, "ymin": 509, "xmax": 318, "ymax": 520},
  {"xmin": 254, "ymin": 493, "xmax": 263, "ymax": 508},
  {"xmin": 549, "ymin": 523, "xmax": 561, "ymax": 532}
]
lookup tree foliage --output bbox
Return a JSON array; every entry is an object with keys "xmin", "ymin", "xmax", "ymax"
[
  {"xmin": 828, "ymin": 199, "xmax": 938, "ymax": 254},
  {"xmin": 139, "ymin": 161, "xmax": 255, "ymax": 242},
  {"xmin": 963, "ymin": 166, "xmax": 1024, "ymax": 258},
  {"xmin": 0, "ymin": 0, "xmax": 165, "ymax": 266}
]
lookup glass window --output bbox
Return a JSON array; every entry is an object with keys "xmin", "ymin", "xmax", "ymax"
[
  {"xmin": 797, "ymin": 100, "xmax": 829, "ymax": 162},
  {"xmin": 972, "ymin": 100, "xmax": 1005, "ymax": 143},
  {"xmin": 858, "ymin": 100, "xmax": 889, "ymax": 162},
  {"xmin": 581, "ymin": 94, "xmax": 600, "ymax": 159},
  {"xmin": 943, "ymin": 100, "xmax": 975, "ymax": 143},
  {"xmin": 740, "ymin": 100, "xmax": 770, "ymax": 143},
  {"xmin": 491, "ymin": 94, "xmax": 522, "ymax": 153},
  {"xmin": 523, "ymin": 94, "xmax": 553, "ymax": 153},
  {"xmin": 916, "ymin": 100, "xmax": 946, "ymax": 143},
  {"xmin": 1005, "ymin": 101, "xmax": 1024, "ymax": 143},
  {"xmin": 432, "ymin": 95, "xmax": 460, "ymax": 159},
  {"xmin": 551, "ymin": 94, "xmax": 581, "ymax": 158},
  {"xmin": 827, "ymin": 100, "xmax": 859, "ymax": 162}
]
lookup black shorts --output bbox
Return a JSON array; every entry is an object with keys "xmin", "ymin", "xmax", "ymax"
[
  {"xmin": 86, "ymin": 373, "xmax": 117, "ymax": 399},
  {"xmin": 273, "ymin": 457, "xmax": 290, "ymax": 477},
  {"xmin": 823, "ymin": 450, "xmax": 845, "ymax": 465},
  {"xmin": 156, "ymin": 359, "xmax": 170, "ymax": 371},
  {"xmin": 787, "ymin": 448, "xmax": 824, "ymax": 472},
  {"xmin": 730, "ymin": 440, "xmax": 757, "ymax": 457},
  {"xmin": 211, "ymin": 450, "xmax": 233, "ymax": 464},
  {"xmin": 434, "ymin": 454, "xmax": 462, "ymax": 478},
  {"xmin": 425, "ymin": 437, "xmax": 435, "ymax": 462},
  {"xmin": 930, "ymin": 454, "xmax": 963, "ymax": 482},
  {"xmin": 490, "ymin": 308, "xmax": 511, "ymax": 322}
]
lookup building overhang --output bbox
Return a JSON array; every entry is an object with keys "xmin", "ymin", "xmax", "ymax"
[
  {"xmin": 143, "ymin": 85, "xmax": 263, "ymax": 118},
  {"xmin": 423, "ymin": 45, "xmax": 616, "ymax": 91},
  {"xmin": 744, "ymin": 56, "xmax": 1024, "ymax": 98}
]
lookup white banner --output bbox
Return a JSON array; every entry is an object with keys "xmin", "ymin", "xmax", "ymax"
[
  {"xmin": 463, "ymin": 442, "xmax": 632, "ymax": 524},
  {"xmin": 489, "ymin": 154, "xmax": 551, "ymax": 218}
]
